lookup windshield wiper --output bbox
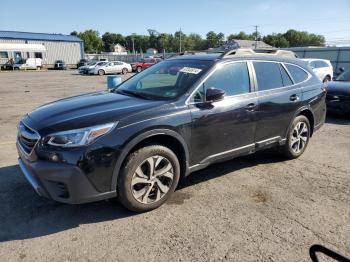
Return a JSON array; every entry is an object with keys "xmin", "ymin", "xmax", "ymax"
[{"xmin": 115, "ymin": 89, "xmax": 155, "ymax": 100}]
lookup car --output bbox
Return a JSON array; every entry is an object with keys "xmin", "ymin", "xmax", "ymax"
[
  {"xmin": 78, "ymin": 61, "xmax": 106, "ymax": 74},
  {"xmin": 1, "ymin": 58, "xmax": 42, "ymax": 70},
  {"xmin": 131, "ymin": 57, "xmax": 162, "ymax": 73},
  {"xmin": 16, "ymin": 50, "xmax": 326, "ymax": 212},
  {"xmin": 77, "ymin": 58, "xmax": 89, "ymax": 69},
  {"xmin": 54, "ymin": 60, "xmax": 67, "ymax": 70},
  {"xmin": 302, "ymin": 58, "xmax": 333, "ymax": 82},
  {"xmin": 326, "ymin": 68, "xmax": 350, "ymax": 115},
  {"xmin": 93, "ymin": 61, "xmax": 131, "ymax": 75}
]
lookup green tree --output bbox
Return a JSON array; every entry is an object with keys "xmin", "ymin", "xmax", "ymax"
[
  {"xmin": 76, "ymin": 30, "xmax": 103, "ymax": 53},
  {"xmin": 263, "ymin": 33, "xmax": 290, "ymax": 48},
  {"xmin": 283, "ymin": 29, "xmax": 325, "ymax": 47},
  {"xmin": 227, "ymin": 31, "xmax": 254, "ymax": 41},
  {"xmin": 102, "ymin": 32, "xmax": 125, "ymax": 52}
]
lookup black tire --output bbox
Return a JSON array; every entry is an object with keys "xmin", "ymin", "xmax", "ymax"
[
  {"xmin": 118, "ymin": 145, "xmax": 180, "ymax": 212},
  {"xmin": 98, "ymin": 69, "xmax": 105, "ymax": 76},
  {"xmin": 36, "ymin": 66, "xmax": 41, "ymax": 70},
  {"xmin": 323, "ymin": 76, "xmax": 331, "ymax": 82},
  {"xmin": 281, "ymin": 115, "xmax": 311, "ymax": 159},
  {"xmin": 136, "ymin": 67, "xmax": 142, "ymax": 73},
  {"xmin": 122, "ymin": 68, "xmax": 128, "ymax": 75}
]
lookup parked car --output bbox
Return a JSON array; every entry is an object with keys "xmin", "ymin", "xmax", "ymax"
[
  {"xmin": 16, "ymin": 51, "xmax": 326, "ymax": 212},
  {"xmin": 78, "ymin": 61, "xmax": 106, "ymax": 74},
  {"xmin": 54, "ymin": 60, "xmax": 67, "ymax": 70},
  {"xmin": 77, "ymin": 58, "xmax": 89, "ymax": 69},
  {"xmin": 131, "ymin": 58, "xmax": 162, "ymax": 73},
  {"xmin": 326, "ymin": 68, "xmax": 350, "ymax": 115},
  {"xmin": 302, "ymin": 58, "xmax": 333, "ymax": 82},
  {"xmin": 14, "ymin": 58, "xmax": 42, "ymax": 70},
  {"xmin": 93, "ymin": 61, "xmax": 131, "ymax": 75}
]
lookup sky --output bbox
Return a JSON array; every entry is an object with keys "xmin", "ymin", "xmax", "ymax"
[{"xmin": 1, "ymin": 0, "xmax": 349, "ymax": 45}]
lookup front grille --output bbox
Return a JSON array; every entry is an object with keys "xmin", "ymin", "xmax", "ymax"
[{"xmin": 18, "ymin": 122, "xmax": 40, "ymax": 155}]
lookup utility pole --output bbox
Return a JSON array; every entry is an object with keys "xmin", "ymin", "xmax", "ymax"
[
  {"xmin": 179, "ymin": 27, "xmax": 182, "ymax": 53},
  {"xmin": 131, "ymin": 33, "xmax": 136, "ymax": 55},
  {"xmin": 254, "ymin": 25, "xmax": 259, "ymax": 49}
]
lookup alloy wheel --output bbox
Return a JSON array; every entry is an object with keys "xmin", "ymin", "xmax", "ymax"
[
  {"xmin": 131, "ymin": 155, "xmax": 174, "ymax": 204},
  {"xmin": 290, "ymin": 121, "xmax": 309, "ymax": 154}
]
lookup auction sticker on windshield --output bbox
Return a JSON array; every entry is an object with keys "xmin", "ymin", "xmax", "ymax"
[{"xmin": 179, "ymin": 67, "xmax": 202, "ymax": 74}]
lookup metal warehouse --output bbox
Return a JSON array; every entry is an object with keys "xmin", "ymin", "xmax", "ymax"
[{"xmin": 0, "ymin": 31, "xmax": 84, "ymax": 67}]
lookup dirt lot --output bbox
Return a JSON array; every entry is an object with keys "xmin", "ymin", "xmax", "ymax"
[{"xmin": 0, "ymin": 70, "xmax": 349, "ymax": 262}]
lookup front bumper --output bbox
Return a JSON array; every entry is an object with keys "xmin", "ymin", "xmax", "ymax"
[{"xmin": 17, "ymin": 146, "xmax": 116, "ymax": 204}]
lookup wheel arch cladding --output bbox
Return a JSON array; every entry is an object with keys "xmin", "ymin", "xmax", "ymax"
[{"xmin": 110, "ymin": 129, "xmax": 189, "ymax": 191}]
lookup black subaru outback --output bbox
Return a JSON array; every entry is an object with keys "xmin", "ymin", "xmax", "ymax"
[{"xmin": 17, "ymin": 50, "xmax": 326, "ymax": 212}]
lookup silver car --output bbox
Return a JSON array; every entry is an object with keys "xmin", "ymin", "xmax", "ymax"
[
  {"xmin": 93, "ymin": 61, "xmax": 132, "ymax": 75},
  {"xmin": 79, "ymin": 61, "xmax": 106, "ymax": 74}
]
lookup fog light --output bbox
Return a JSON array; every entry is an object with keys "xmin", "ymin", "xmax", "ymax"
[{"xmin": 50, "ymin": 154, "xmax": 59, "ymax": 162}]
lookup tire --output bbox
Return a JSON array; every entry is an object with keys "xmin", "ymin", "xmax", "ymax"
[
  {"xmin": 118, "ymin": 145, "xmax": 180, "ymax": 212},
  {"xmin": 323, "ymin": 76, "xmax": 331, "ymax": 82},
  {"xmin": 36, "ymin": 66, "xmax": 41, "ymax": 70},
  {"xmin": 136, "ymin": 67, "xmax": 142, "ymax": 73},
  {"xmin": 281, "ymin": 115, "xmax": 311, "ymax": 159},
  {"xmin": 98, "ymin": 69, "xmax": 105, "ymax": 76},
  {"xmin": 122, "ymin": 68, "xmax": 128, "ymax": 75}
]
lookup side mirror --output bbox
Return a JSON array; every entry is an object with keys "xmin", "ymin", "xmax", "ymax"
[{"xmin": 206, "ymin": 87, "xmax": 225, "ymax": 102}]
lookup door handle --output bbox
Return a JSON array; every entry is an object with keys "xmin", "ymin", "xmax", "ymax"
[
  {"xmin": 290, "ymin": 94, "xmax": 299, "ymax": 102},
  {"xmin": 245, "ymin": 103, "xmax": 256, "ymax": 111}
]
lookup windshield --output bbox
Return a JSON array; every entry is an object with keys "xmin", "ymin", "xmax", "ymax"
[
  {"xmin": 335, "ymin": 69, "xmax": 350, "ymax": 81},
  {"xmin": 116, "ymin": 59, "xmax": 214, "ymax": 100}
]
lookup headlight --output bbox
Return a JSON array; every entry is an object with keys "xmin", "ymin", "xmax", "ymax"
[{"xmin": 46, "ymin": 122, "xmax": 117, "ymax": 147}]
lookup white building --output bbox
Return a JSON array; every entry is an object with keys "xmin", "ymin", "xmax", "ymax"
[{"xmin": 0, "ymin": 31, "xmax": 84, "ymax": 67}]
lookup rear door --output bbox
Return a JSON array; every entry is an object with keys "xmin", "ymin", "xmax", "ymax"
[
  {"xmin": 253, "ymin": 61, "xmax": 302, "ymax": 143},
  {"xmin": 189, "ymin": 61, "xmax": 258, "ymax": 165}
]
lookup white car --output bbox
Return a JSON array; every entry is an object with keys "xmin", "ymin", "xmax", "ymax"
[
  {"xmin": 14, "ymin": 58, "xmax": 42, "ymax": 70},
  {"xmin": 302, "ymin": 59, "xmax": 333, "ymax": 82},
  {"xmin": 93, "ymin": 61, "xmax": 132, "ymax": 75},
  {"xmin": 79, "ymin": 61, "xmax": 106, "ymax": 74}
]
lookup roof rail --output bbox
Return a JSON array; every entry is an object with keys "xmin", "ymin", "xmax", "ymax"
[{"xmin": 220, "ymin": 48, "xmax": 298, "ymax": 59}]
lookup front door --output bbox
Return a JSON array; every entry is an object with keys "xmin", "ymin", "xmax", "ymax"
[
  {"xmin": 14, "ymin": 52, "xmax": 22, "ymax": 64},
  {"xmin": 189, "ymin": 61, "xmax": 258, "ymax": 165}
]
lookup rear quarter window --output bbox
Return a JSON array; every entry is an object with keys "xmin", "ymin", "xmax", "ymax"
[{"xmin": 285, "ymin": 64, "xmax": 309, "ymax": 83}]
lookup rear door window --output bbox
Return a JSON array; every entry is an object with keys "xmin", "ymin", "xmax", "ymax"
[
  {"xmin": 253, "ymin": 62, "xmax": 284, "ymax": 91},
  {"xmin": 285, "ymin": 64, "xmax": 309, "ymax": 83},
  {"xmin": 279, "ymin": 64, "xmax": 293, "ymax": 86}
]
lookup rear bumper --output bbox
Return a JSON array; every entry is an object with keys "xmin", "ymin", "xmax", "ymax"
[{"xmin": 18, "ymin": 157, "xmax": 116, "ymax": 204}]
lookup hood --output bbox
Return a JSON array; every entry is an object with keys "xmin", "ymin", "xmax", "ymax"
[
  {"xmin": 24, "ymin": 91, "xmax": 165, "ymax": 135},
  {"xmin": 326, "ymin": 81, "xmax": 350, "ymax": 95}
]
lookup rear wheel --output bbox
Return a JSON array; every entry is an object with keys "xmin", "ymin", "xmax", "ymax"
[
  {"xmin": 98, "ymin": 69, "xmax": 105, "ymax": 76},
  {"xmin": 122, "ymin": 68, "xmax": 128, "ymax": 74},
  {"xmin": 281, "ymin": 115, "xmax": 310, "ymax": 159},
  {"xmin": 118, "ymin": 145, "xmax": 180, "ymax": 212},
  {"xmin": 136, "ymin": 67, "xmax": 142, "ymax": 73}
]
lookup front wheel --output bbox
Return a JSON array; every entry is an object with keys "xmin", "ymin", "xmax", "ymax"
[
  {"xmin": 118, "ymin": 145, "xmax": 180, "ymax": 212},
  {"xmin": 98, "ymin": 69, "xmax": 105, "ymax": 76},
  {"xmin": 281, "ymin": 115, "xmax": 310, "ymax": 159},
  {"xmin": 122, "ymin": 68, "xmax": 128, "ymax": 75},
  {"xmin": 136, "ymin": 67, "xmax": 142, "ymax": 73}
]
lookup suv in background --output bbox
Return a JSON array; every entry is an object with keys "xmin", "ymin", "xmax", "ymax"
[
  {"xmin": 302, "ymin": 58, "xmax": 333, "ymax": 82},
  {"xmin": 54, "ymin": 60, "xmax": 67, "ymax": 70},
  {"xmin": 131, "ymin": 57, "xmax": 162, "ymax": 72},
  {"xmin": 16, "ymin": 50, "xmax": 326, "ymax": 212},
  {"xmin": 77, "ymin": 58, "xmax": 89, "ymax": 69}
]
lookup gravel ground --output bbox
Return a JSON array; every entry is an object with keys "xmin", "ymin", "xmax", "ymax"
[{"xmin": 0, "ymin": 70, "xmax": 349, "ymax": 262}]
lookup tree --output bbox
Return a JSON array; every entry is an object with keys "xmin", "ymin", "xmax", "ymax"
[
  {"xmin": 283, "ymin": 29, "xmax": 325, "ymax": 47},
  {"xmin": 263, "ymin": 33, "xmax": 289, "ymax": 48},
  {"xmin": 227, "ymin": 31, "xmax": 254, "ymax": 41},
  {"xmin": 102, "ymin": 32, "xmax": 124, "ymax": 52},
  {"xmin": 76, "ymin": 30, "xmax": 103, "ymax": 53}
]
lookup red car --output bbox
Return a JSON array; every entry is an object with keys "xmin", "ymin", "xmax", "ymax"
[{"xmin": 131, "ymin": 58, "xmax": 162, "ymax": 73}]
